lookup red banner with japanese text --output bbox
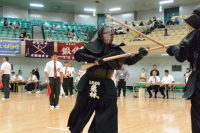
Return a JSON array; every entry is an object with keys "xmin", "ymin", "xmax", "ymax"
[{"xmin": 57, "ymin": 42, "xmax": 85, "ymax": 60}]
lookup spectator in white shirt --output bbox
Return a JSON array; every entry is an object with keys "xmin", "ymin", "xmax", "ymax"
[
  {"xmin": 71, "ymin": 30, "xmax": 76, "ymax": 36},
  {"xmin": 62, "ymin": 61, "xmax": 71, "ymax": 97},
  {"xmin": 69, "ymin": 36, "xmax": 76, "ymax": 43},
  {"xmin": 159, "ymin": 70, "xmax": 174, "ymax": 99},
  {"xmin": 54, "ymin": 24, "xmax": 59, "ymax": 30},
  {"xmin": 66, "ymin": 29, "xmax": 71, "ymax": 35},
  {"xmin": 0, "ymin": 56, "xmax": 11, "ymax": 100},
  {"xmin": 44, "ymin": 52, "xmax": 63, "ymax": 109},
  {"xmin": 147, "ymin": 70, "xmax": 160, "ymax": 98},
  {"xmin": 9, "ymin": 23, "xmax": 14, "ymax": 30},
  {"xmin": 66, "ymin": 63, "xmax": 75, "ymax": 96},
  {"xmin": 75, "ymin": 37, "xmax": 80, "ymax": 43},
  {"xmin": 26, "ymin": 72, "xmax": 38, "ymax": 94},
  {"xmin": 10, "ymin": 72, "xmax": 16, "ymax": 92},
  {"xmin": 46, "ymin": 35, "xmax": 53, "ymax": 42},
  {"xmin": 139, "ymin": 68, "xmax": 147, "ymax": 82},
  {"xmin": 14, "ymin": 73, "xmax": 24, "ymax": 92},
  {"xmin": 15, "ymin": 73, "xmax": 24, "ymax": 81}
]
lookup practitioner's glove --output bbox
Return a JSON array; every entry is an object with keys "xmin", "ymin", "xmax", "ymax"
[
  {"xmin": 166, "ymin": 46, "xmax": 179, "ymax": 56},
  {"xmin": 138, "ymin": 47, "xmax": 148, "ymax": 57},
  {"xmin": 95, "ymin": 58, "xmax": 105, "ymax": 65}
]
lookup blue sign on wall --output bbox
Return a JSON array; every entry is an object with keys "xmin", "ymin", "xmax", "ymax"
[{"xmin": 0, "ymin": 39, "xmax": 21, "ymax": 54}]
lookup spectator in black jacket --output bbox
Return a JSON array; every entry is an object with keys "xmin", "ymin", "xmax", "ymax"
[
  {"xmin": 150, "ymin": 64, "xmax": 159, "ymax": 76},
  {"xmin": 166, "ymin": 18, "xmax": 174, "ymax": 25}
]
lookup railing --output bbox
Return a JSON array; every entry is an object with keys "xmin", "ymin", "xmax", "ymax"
[{"xmin": 0, "ymin": 37, "xmax": 88, "ymax": 43}]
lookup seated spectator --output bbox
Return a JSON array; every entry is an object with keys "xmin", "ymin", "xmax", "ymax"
[
  {"xmin": 75, "ymin": 37, "xmax": 80, "ymax": 43},
  {"xmin": 22, "ymin": 28, "xmax": 27, "ymax": 37},
  {"xmin": 9, "ymin": 23, "xmax": 14, "ymax": 30},
  {"xmin": 164, "ymin": 29, "xmax": 169, "ymax": 36},
  {"xmin": 174, "ymin": 17, "xmax": 180, "ymax": 25},
  {"xmin": 14, "ymin": 73, "xmax": 24, "ymax": 92},
  {"xmin": 131, "ymin": 22, "xmax": 135, "ymax": 27},
  {"xmin": 147, "ymin": 70, "xmax": 160, "ymax": 98},
  {"xmin": 148, "ymin": 20, "xmax": 153, "ymax": 25},
  {"xmin": 4, "ymin": 18, "xmax": 8, "ymax": 28},
  {"xmin": 126, "ymin": 29, "xmax": 132, "ymax": 34},
  {"xmin": 15, "ymin": 73, "xmax": 24, "ymax": 81},
  {"xmin": 25, "ymin": 34, "xmax": 31, "ymax": 40},
  {"xmin": 166, "ymin": 18, "xmax": 174, "ymax": 25},
  {"xmin": 66, "ymin": 29, "xmax": 71, "ymax": 35},
  {"xmin": 54, "ymin": 24, "xmax": 59, "ymax": 30},
  {"xmin": 46, "ymin": 35, "xmax": 52, "ymax": 42},
  {"xmin": 153, "ymin": 16, "xmax": 158, "ymax": 28},
  {"xmin": 15, "ymin": 23, "xmax": 20, "ymax": 30},
  {"xmin": 85, "ymin": 27, "xmax": 89, "ymax": 36},
  {"xmin": 158, "ymin": 22, "xmax": 165, "ymax": 28},
  {"xmin": 139, "ymin": 21, "xmax": 144, "ymax": 26},
  {"xmin": 159, "ymin": 70, "xmax": 174, "ymax": 99},
  {"xmin": 19, "ymin": 33, "xmax": 24, "ymax": 41},
  {"xmin": 26, "ymin": 72, "xmax": 38, "ymax": 94},
  {"xmin": 36, "ymin": 80, "xmax": 48, "ymax": 94},
  {"xmin": 125, "ymin": 21, "xmax": 128, "ymax": 25},
  {"xmin": 137, "ymin": 35, "xmax": 145, "ymax": 41},
  {"xmin": 139, "ymin": 68, "xmax": 147, "ymax": 82},
  {"xmin": 69, "ymin": 36, "xmax": 76, "ymax": 43},
  {"xmin": 10, "ymin": 72, "xmax": 16, "ymax": 92},
  {"xmin": 71, "ymin": 30, "xmax": 76, "ymax": 36}
]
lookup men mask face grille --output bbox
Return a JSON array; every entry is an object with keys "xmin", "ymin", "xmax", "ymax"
[{"xmin": 102, "ymin": 27, "xmax": 115, "ymax": 45}]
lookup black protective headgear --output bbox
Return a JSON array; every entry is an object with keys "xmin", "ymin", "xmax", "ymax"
[
  {"xmin": 184, "ymin": 5, "xmax": 200, "ymax": 29},
  {"xmin": 98, "ymin": 26, "xmax": 115, "ymax": 45}
]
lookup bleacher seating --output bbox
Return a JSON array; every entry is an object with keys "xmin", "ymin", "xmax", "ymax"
[
  {"xmin": 0, "ymin": 17, "xmax": 96, "ymax": 42},
  {"xmin": 113, "ymin": 15, "xmax": 190, "ymax": 44}
]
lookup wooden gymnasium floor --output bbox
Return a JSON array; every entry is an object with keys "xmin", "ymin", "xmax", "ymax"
[{"xmin": 0, "ymin": 92, "xmax": 191, "ymax": 133}]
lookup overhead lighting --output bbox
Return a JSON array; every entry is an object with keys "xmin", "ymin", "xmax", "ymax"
[
  {"xmin": 159, "ymin": 0, "xmax": 174, "ymax": 4},
  {"xmin": 0, "ymin": 54, "xmax": 16, "ymax": 56},
  {"xmin": 84, "ymin": 8, "xmax": 96, "ymax": 12},
  {"xmin": 109, "ymin": 8, "xmax": 121, "ymax": 11},
  {"xmin": 30, "ymin": 4, "xmax": 44, "ymax": 7},
  {"xmin": 159, "ymin": 5, "xmax": 162, "ymax": 12},
  {"xmin": 161, "ymin": 54, "xmax": 169, "ymax": 56}
]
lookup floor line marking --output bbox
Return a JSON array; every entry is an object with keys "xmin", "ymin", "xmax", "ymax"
[
  {"xmin": 47, "ymin": 127, "xmax": 69, "ymax": 130},
  {"xmin": 130, "ymin": 109, "xmax": 147, "ymax": 111}
]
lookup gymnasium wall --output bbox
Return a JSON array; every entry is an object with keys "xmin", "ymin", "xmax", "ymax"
[
  {"xmin": 28, "ymin": 10, "xmax": 74, "ymax": 22},
  {"xmin": 3, "ymin": 55, "xmax": 189, "ymax": 86},
  {"xmin": 3, "ymin": 6, "xmax": 28, "ymax": 19},
  {"xmin": 137, "ymin": 2, "xmax": 200, "ymax": 21},
  {"xmin": 179, "ymin": 2, "xmax": 200, "ymax": 16}
]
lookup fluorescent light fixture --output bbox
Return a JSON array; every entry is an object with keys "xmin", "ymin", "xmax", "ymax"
[
  {"xmin": 161, "ymin": 54, "xmax": 169, "ymax": 56},
  {"xmin": 30, "ymin": 4, "xmax": 44, "ymax": 7},
  {"xmin": 109, "ymin": 8, "xmax": 121, "ymax": 11},
  {"xmin": 84, "ymin": 8, "xmax": 96, "ymax": 12},
  {"xmin": 159, "ymin": 0, "xmax": 174, "ymax": 4},
  {"xmin": 0, "ymin": 54, "xmax": 16, "ymax": 56}
]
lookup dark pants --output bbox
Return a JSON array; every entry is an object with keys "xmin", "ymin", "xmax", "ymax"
[
  {"xmin": 49, "ymin": 77, "xmax": 60, "ymax": 106},
  {"xmin": 26, "ymin": 83, "xmax": 35, "ymax": 91},
  {"xmin": 67, "ymin": 83, "xmax": 118, "ymax": 133},
  {"xmin": 159, "ymin": 85, "xmax": 170, "ymax": 98},
  {"xmin": 38, "ymin": 84, "xmax": 48, "ymax": 91},
  {"xmin": 2, "ymin": 74, "xmax": 10, "ymax": 98},
  {"xmin": 147, "ymin": 85, "xmax": 159, "ymax": 97},
  {"xmin": 191, "ymin": 81, "xmax": 200, "ymax": 132},
  {"xmin": 10, "ymin": 83, "xmax": 14, "ymax": 92},
  {"xmin": 62, "ymin": 77, "xmax": 73, "ymax": 95},
  {"xmin": 118, "ymin": 79, "xmax": 126, "ymax": 96}
]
